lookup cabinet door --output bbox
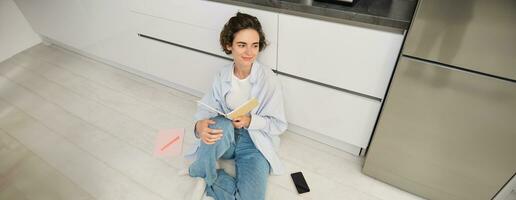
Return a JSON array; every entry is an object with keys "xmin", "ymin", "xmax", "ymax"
[
  {"xmin": 15, "ymin": 0, "xmax": 145, "ymax": 70},
  {"xmin": 15, "ymin": 0, "xmax": 89, "ymax": 48},
  {"xmin": 79, "ymin": 1, "xmax": 145, "ymax": 70},
  {"xmin": 139, "ymin": 35, "xmax": 231, "ymax": 95},
  {"xmin": 279, "ymin": 75, "xmax": 381, "ymax": 148},
  {"xmin": 136, "ymin": 13, "xmax": 229, "ymax": 60},
  {"xmin": 278, "ymin": 14, "xmax": 403, "ymax": 98}
]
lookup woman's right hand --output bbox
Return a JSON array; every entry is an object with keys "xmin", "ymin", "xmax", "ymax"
[{"xmin": 195, "ymin": 119, "xmax": 223, "ymax": 144}]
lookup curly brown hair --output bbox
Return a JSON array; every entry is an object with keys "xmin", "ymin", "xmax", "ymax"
[{"xmin": 220, "ymin": 12, "xmax": 268, "ymax": 55}]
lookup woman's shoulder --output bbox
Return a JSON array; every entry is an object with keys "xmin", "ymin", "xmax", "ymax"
[
  {"xmin": 254, "ymin": 62, "xmax": 276, "ymax": 78},
  {"xmin": 253, "ymin": 61, "xmax": 280, "ymax": 87}
]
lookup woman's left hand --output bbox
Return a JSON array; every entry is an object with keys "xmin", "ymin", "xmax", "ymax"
[{"xmin": 232, "ymin": 115, "xmax": 251, "ymax": 129}]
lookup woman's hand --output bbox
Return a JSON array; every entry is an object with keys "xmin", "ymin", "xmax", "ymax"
[
  {"xmin": 195, "ymin": 119, "xmax": 223, "ymax": 144},
  {"xmin": 232, "ymin": 115, "xmax": 251, "ymax": 129}
]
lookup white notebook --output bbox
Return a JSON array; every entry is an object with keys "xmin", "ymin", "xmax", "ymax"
[{"xmin": 197, "ymin": 98, "xmax": 259, "ymax": 120}]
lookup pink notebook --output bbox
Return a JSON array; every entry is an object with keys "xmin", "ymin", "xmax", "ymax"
[{"xmin": 154, "ymin": 128, "xmax": 185, "ymax": 157}]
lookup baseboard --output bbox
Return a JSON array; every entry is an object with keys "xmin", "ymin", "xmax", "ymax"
[{"xmin": 287, "ymin": 123, "xmax": 362, "ymax": 156}]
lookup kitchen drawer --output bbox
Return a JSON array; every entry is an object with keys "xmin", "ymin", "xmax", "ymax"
[
  {"xmin": 130, "ymin": 1, "xmax": 235, "ymax": 31},
  {"xmin": 139, "ymin": 34, "xmax": 231, "ymax": 94},
  {"xmin": 279, "ymin": 75, "xmax": 381, "ymax": 148},
  {"xmin": 134, "ymin": 1, "xmax": 278, "ymax": 68},
  {"xmin": 278, "ymin": 14, "xmax": 404, "ymax": 98},
  {"xmin": 136, "ymin": 13, "xmax": 229, "ymax": 60}
]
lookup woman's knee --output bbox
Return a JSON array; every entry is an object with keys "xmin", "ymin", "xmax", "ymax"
[
  {"xmin": 209, "ymin": 115, "xmax": 234, "ymax": 131},
  {"xmin": 199, "ymin": 115, "xmax": 235, "ymax": 148}
]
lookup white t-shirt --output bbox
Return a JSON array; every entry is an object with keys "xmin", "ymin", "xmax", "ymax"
[{"xmin": 226, "ymin": 72, "xmax": 252, "ymax": 111}]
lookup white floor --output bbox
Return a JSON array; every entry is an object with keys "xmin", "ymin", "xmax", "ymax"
[
  {"xmin": 0, "ymin": 44, "xmax": 425, "ymax": 200},
  {"xmin": 507, "ymin": 191, "xmax": 516, "ymax": 200}
]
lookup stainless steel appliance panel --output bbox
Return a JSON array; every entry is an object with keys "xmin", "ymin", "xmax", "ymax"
[
  {"xmin": 363, "ymin": 57, "xmax": 516, "ymax": 200},
  {"xmin": 403, "ymin": 0, "xmax": 516, "ymax": 80}
]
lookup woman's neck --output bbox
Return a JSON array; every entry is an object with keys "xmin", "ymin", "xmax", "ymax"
[{"xmin": 233, "ymin": 63, "xmax": 252, "ymax": 79}]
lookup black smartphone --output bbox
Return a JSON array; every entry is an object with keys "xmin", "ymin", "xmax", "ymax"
[{"xmin": 291, "ymin": 172, "xmax": 310, "ymax": 194}]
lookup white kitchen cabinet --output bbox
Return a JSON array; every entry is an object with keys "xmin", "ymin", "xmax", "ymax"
[
  {"xmin": 278, "ymin": 14, "xmax": 404, "ymax": 98},
  {"xmin": 130, "ymin": 0, "xmax": 235, "ymax": 31},
  {"xmin": 279, "ymin": 75, "xmax": 381, "ymax": 149},
  {"xmin": 139, "ymin": 35, "xmax": 231, "ymax": 95},
  {"xmin": 131, "ymin": 0, "xmax": 278, "ymax": 69},
  {"xmin": 15, "ymin": 0, "xmax": 145, "ymax": 70},
  {"xmin": 77, "ymin": 0, "xmax": 145, "ymax": 70},
  {"xmin": 135, "ymin": 12, "xmax": 230, "ymax": 61},
  {"xmin": 14, "ymin": 0, "xmax": 89, "ymax": 48}
]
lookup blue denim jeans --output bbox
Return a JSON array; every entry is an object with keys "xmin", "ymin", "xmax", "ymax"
[{"xmin": 189, "ymin": 116, "xmax": 270, "ymax": 200}]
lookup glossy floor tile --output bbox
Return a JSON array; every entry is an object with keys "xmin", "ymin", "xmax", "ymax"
[{"xmin": 0, "ymin": 44, "xmax": 425, "ymax": 200}]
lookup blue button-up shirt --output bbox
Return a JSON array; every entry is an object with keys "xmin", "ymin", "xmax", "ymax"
[{"xmin": 185, "ymin": 61, "xmax": 288, "ymax": 175}]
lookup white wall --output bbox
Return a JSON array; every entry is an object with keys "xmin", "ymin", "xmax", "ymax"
[{"xmin": 0, "ymin": 0, "xmax": 40, "ymax": 62}]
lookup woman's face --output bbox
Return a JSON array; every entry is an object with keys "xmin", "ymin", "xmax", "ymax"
[{"xmin": 227, "ymin": 28, "xmax": 260, "ymax": 68}]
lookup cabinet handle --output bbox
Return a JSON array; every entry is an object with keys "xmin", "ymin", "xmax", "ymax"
[
  {"xmin": 138, "ymin": 33, "xmax": 233, "ymax": 61},
  {"xmin": 274, "ymin": 70, "xmax": 382, "ymax": 102}
]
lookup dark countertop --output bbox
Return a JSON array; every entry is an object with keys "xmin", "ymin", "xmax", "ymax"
[{"xmin": 207, "ymin": 0, "xmax": 418, "ymax": 31}]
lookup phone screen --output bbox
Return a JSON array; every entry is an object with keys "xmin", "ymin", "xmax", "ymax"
[{"xmin": 291, "ymin": 172, "xmax": 310, "ymax": 194}]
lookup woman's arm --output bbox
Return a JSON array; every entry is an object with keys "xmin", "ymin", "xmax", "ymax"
[{"xmin": 247, "ymin": 73, "xmax": 288, "ymax": 136}]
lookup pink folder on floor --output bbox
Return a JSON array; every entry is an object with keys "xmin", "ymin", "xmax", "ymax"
[{"xmin": 154, "ymin": 128, "xmax": 184, "ymax": 157}]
